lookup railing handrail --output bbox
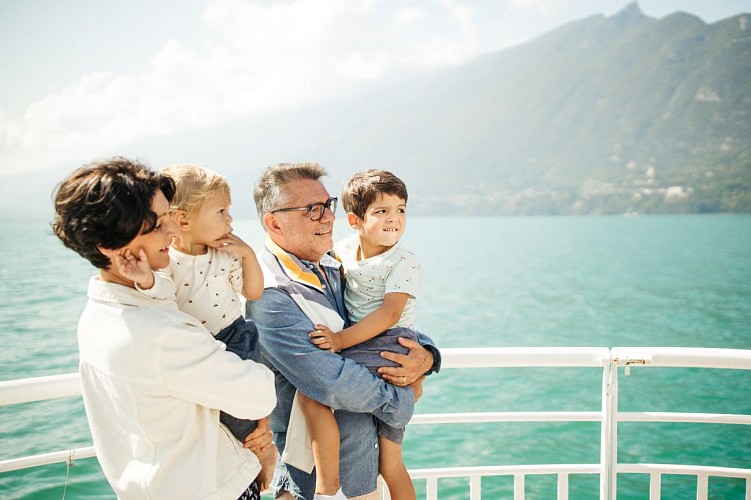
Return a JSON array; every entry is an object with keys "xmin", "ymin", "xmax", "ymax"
[
  {"xmin": 0, "ymin": 371, "xmax": 81, "ymax": 406},
  {"xmin": 3, "ymin": 346, "xmax": 749, "ymax": 406},
  {"xmin": 440, "ymin": 346, "xmax": 611, "ymax": 368},
  {"xmin": 2, "ymin": 347, "xmax": 750, "ymax": 499},
  {"xmin": 612, "ymin": 346, "xmax": 751, "ymax": 370}
]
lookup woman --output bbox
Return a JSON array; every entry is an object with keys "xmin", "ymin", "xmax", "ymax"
[{"xmin": 52, "ymin": 157, "xmax": 276, "ymax": 499}]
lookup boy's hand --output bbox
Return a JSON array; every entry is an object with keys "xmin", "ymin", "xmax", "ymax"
[
  {"xmin": 114, "ymin": 248, "xmax": 154, "ymax": 290},
  {"xmin": 309, "ymin": 324, "xmax": 342, "ymax": 352},
  {"xmin": 213, "ymin": 232, "xmax": 253, "ymax": 258}
]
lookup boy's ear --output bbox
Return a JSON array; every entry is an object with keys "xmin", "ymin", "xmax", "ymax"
[
  {"xmin": 172, "ymin": 210, "xmax": 191, "ymax": 231},
  {"xmin": 347, "ymin": 212, "xmax": 360, "ymax": 229}
]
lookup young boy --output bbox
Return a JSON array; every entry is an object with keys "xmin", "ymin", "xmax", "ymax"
[
  {"xmin": 301, "ymin": 169, "xmax": 422, "ymax": 500},
  {"xmin": 130, "ymin": 163, "xmax": 276, "ymax": 491}
]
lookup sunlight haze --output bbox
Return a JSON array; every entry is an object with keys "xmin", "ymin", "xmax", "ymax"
[{"xmin": 0, "ymin": 0, "xmax": 748, "ymax": 175}]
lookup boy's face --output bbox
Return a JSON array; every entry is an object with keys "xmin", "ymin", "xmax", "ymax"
[
  {"xmin": 351, "ymin": 192, "xmax": 406, "ymax": 256},
  {"xmin": 190, "ymin": 189, "xmax": 233, "ymax": 246}
]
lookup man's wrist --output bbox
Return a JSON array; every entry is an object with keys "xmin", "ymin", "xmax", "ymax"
[{"xmin": 422, "ymin": 344, "xmax": 441, "ymax": 375}]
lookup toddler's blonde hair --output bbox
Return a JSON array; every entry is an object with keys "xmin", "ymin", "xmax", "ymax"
[{"xmin": 161, "ymin": 164, "xmax": 229, "ymax": 218}]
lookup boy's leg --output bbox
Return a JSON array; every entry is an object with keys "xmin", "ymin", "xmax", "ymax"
[
  {"xmin": 298, "ymin": 392, "xmax": 341, "ymax": 495},
  {"xmin": 378, "ymin": 436, "xmax": 415, "ymax": 500}
]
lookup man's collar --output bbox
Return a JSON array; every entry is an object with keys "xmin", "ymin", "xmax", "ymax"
[{"xmin": 265, "ymin": 236, "xmax": 324, "ymax": 289}]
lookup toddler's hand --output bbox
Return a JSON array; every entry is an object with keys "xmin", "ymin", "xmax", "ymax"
[
  {"xmin": 114, "ymin": 248, "xmax": 154, "ymax": 289},
  {"xmin": 213, "ymin": 232, "xmax": 253, "ymax": 258}
]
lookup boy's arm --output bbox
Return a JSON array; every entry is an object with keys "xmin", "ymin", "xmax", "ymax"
[
  {"xmin": 216, "ymin": 233, "xmax": 264, "ymax": 300},
  {"xmin": 311, "ymin": 292, "xmax": 410, "ymax": 352},
  {"xmin": 248, "ymin": 287, "xmax": 415, "ymax": 428},
  {"xmin": 239, "ymin": 246, "xmax": 264, "ymax": 300}
]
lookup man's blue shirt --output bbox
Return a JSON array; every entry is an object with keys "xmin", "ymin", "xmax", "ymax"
[{"xmin": 247, "ymin": 245, "xmax": 440, "ymax": 498}]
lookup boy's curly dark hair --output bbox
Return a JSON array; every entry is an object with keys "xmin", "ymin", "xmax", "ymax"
[{"xmin": 52, "ymin": 157, "xmax": 175, "ymax": 269}]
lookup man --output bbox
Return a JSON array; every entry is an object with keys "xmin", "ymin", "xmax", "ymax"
[{"xmin": 247, "ymin": 162, "xmax": 440, "ymax": 499}]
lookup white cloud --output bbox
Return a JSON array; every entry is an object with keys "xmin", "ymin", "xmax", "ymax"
[
  {"xmin": 0, "ymin": 0, "xmax": 484, "ymax": 175},
  {"xmin": 393, "ymin": 7, "xmax": 426, "ymax": 27},
  {"xmin": 508, "ymin": 0, "xmax": 570, "ymax": 17}
]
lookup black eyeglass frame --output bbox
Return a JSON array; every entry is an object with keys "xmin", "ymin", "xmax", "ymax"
[{"xmin": 271, "ymin": 197, "xmax": 337, "ymax": 221}]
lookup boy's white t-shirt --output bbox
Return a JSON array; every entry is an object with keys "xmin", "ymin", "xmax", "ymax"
[{"xmin": 334, "ymin": 234, "xmax": 421, "ymax": 329}]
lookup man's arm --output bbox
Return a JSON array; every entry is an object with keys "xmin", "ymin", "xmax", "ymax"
[{"xmin": 248, "ymin": 287, "xmax": 415, "ymax": 429}]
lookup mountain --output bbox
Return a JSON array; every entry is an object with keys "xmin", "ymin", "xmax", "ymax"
[{"xmin": 3, "ymin": 2, "xmax": 750, "ymax": 220}]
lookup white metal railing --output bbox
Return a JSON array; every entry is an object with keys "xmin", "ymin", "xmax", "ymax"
[{"xmin": 1, "ymin": 347, "xmax": 750, "ymax": 499}]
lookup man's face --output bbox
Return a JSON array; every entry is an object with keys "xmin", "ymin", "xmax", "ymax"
[{"xmin": 273, "ymin": 178, "xmax": 335, "ymax": 262}]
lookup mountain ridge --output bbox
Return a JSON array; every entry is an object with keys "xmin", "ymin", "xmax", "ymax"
[{"xmin": 2, "ymin": 3, "xmax": 749, "ymax": 219}]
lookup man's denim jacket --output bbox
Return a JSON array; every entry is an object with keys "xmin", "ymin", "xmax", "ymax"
[{"xmin": 246, "ymin": 238, "xmax": 441, "ymax": 499}]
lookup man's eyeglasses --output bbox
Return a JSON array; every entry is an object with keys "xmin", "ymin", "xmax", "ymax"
[{"xmin": 271, "ymin": 197, "xmax": 337, "ymax": 221}]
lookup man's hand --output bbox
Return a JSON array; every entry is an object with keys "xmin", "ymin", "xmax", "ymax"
[
  {"xmin": 377, "ymin": 337, "xmax": 434, "ymax": 386},
  {"xmin": 410, "ymin": 376, "xmax": 426, "ymax": 403}
]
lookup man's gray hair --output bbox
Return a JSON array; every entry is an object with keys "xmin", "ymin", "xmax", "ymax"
[{"xmin": 253, "ymin": 162, "xmax": 328, "ymax": 225}]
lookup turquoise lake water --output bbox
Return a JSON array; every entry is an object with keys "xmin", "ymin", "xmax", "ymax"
[{"xmin": 1, "ymin": 215, "xmax": 750, "ymax": 499}]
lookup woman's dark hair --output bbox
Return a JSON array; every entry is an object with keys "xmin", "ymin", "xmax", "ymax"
[{"xmin": 52, "ymin": 157, "xmax": 175, "ymax": 269}]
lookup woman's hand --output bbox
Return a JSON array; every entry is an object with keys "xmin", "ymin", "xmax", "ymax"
[{"xmin": 243, "ymin": 417, "xmax": 274, "ymax": 453}]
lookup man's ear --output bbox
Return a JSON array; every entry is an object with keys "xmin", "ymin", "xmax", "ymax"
[
  {"xmin": 347, "ymin": 212, "xmax": 361, "ymax": 229},
  {"xmin": 172, "ymin": 210, "xmax": 191, "ymax": 231},
  {"xmin": 263, "ymin": 212, "xmax": 282, "ymax": 236}
]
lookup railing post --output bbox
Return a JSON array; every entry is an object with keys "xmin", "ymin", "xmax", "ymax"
[
  {"xmin": 558, "ymin": 472, "xmax": 569, "ymax": 499},
  {"xmin": 514, "ymin": 472, "xmax": 525, "ymax": 500},
  {"xmin": 649, "ymin": 472, "xmax": 661, "ymax": 499},
  {"xmin": 601, "ymin": 354, "xmax": 619, "ymax": 500},
  {"xmin": 425, "ymin": 477, "xmax": 438, "ymax": 500},
  {"xmin": 469, "ymin": 475, "xmax": 481, "ymax": 500}
]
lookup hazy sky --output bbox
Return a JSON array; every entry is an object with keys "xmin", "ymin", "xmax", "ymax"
[{"xmin": 1, "ymin": 0, "xmax": 748, "ymax": 175}]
